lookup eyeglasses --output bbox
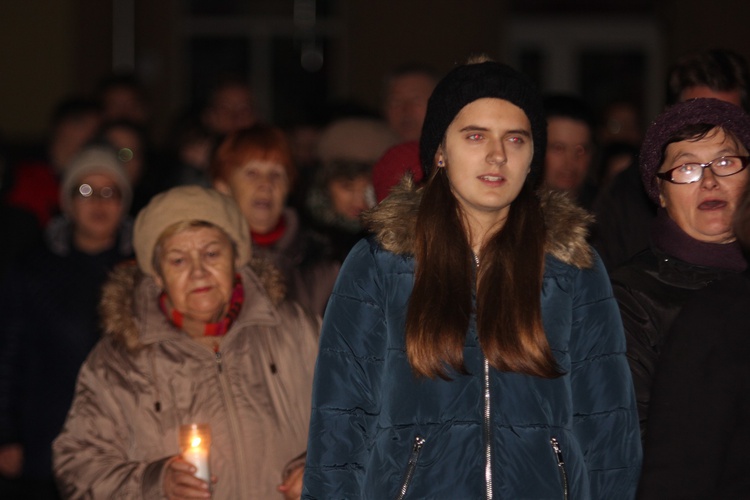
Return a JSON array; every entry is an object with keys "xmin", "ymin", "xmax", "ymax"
[
  {"xmin": 74, "ymin": 183, "xmax": 122, "ymax": 201},
  {"xmin": 656, "ymin": 155, "xmax": 750, "ymax": 184}
]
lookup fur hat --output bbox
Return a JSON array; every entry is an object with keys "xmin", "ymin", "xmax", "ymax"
[
  {"xmin": 133, "ymin": 186, "xmax": 251, "ymax": 278},
  {"xmin": 60, "ymin": 145, "xmax": 132, "ymax": 216},
  {"xmin": 640, "ymin": 98, "xmax": 750, "ymax": 204},
  {"xmin": 419, "ymin": 60, "xmax": 546, "ymax": 179}
]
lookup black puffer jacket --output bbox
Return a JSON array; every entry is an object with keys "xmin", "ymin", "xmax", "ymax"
[
  {"xmin": 611, "ymin": 245, "xmax": 742, "ymax": 443},
  {"xmin": 637, "ymin": 270, "xmax": 750, "ymax": 499}
]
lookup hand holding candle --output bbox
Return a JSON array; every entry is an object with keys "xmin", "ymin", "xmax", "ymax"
[{"xmin": 179, "ymin": 423, "xmax": 211, "ymax": 483}]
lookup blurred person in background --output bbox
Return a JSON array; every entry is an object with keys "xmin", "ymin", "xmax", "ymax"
[
  {"xmin": 4, "ymin": 97, "xmax": 101, "ymax": 227},
  {"xmin": 666, "ymin": 48, "xmax": 749, "ymax": 108},
  {"xmin": 305, "ymin": 117, "xmax": 398, "ymax": 261},
  {"xmin": 595, "ymin": 141, "xmax": 640, "ymax": 192},
  {"xmin": 213, "ymin": 124, "xmax": 339, "ymax": 316},
  {"xmin": 542, "ymin": 93, "xmax": 598, "ymax": 208},
  {"xmin": 285, "ymin": 120, "xmax": 324, "ymax": 213},
  {"xmin": 97, "ymin": 73, "xmax": 150, "ymax": 129},
  {"xmin": 52, "ymin": 186, "xmax": 319, "ymax": 499},
  {"xmin": 0, "ymin": 145, "xmax": 133, "ymax": 499},
  {"xmin": 304, "ymin": 159, "xmax": 374, "ymax": 262},
  {"xmin": 382, "ymin": 63, "xmax": 439, "ymax": 142},
  {"xmin": 0, "ymin": 131, "xmax": 40, "ymax": 282},
  {"xmin": 97, "ymin": 119, "xmax": 164, "ymax": 216},
  {"xmin": 202, "ymin": 76, "xmax": 257, "ymax": 138},
  {"xmin": 165, "ymin": 112, "xmax": 216, "ymax": 188},
  {"xmin": 610, "ymin": 98, "xmax": 750, "ymax": 446},
  {"xmin": 597, "ymin": 99, "xmax": 644, "ymax": 148}
]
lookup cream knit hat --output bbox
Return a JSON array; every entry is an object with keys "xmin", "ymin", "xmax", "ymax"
[{"xmin": 133, "ymin": 185, "xmax": 251, "ymax": 277}]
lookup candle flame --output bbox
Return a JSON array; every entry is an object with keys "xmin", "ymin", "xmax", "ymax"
[{"xmin": 191, "ymin": 436, "xmax": 202, "ymax": 447}]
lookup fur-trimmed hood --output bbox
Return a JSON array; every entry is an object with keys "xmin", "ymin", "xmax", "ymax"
[
  {"xmin": 99, "ymin": 257, "xmax": 287, "ymax": 351},
  {"xmin": 364, "ymin": 177, "xmax": 594, "ymax": 269}
]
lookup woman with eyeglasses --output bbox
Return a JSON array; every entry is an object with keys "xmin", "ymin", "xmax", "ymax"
[
  {"xmin": 636, "ymin": 182, "xmax": 750, "ymax": 498},
  {"xmin": 0, "ymin": 145, "xmax": 133, "ymax": 499},
  {"xmin": 610, "ymin": 98, "xmax": 750, "ymax": 447}
]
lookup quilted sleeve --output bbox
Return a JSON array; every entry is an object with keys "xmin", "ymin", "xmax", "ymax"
[
  {"xmin": 569, "ymin": 252, "xmax": 642, "ymax": 499},
  {"xmin": 302, "ymin": 239, "xmax": 388, "ymax": 500},
  {"xmin": 610, "ymin": 269, "xmax": 661, "ymax": 443},
  {"xmin": 52, "ymin": 343, "xmax": 170, "ymax": 500}
]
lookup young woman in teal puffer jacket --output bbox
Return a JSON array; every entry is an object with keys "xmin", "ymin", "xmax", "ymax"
[{"xmin": 302, "ymin": 56, "xmax": 642, "ymax": 500}]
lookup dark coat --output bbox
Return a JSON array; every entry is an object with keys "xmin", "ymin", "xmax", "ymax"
[
  {"xmin": 637, "ymin": 271, "xmax": 750, "ymax": 499},
  {"xmin": 302, "ymin": 181, "xmax": 641, "ymax": 499},
  {"xmin": 0, "ymin": 203, "xmax": 40, "ymax": 282},
  {"xmin": 0, "ymin": 217, "xmax": 133, "ymax": 481},
  {"xmin": 610, "ymin": 246, "xmax": 741, "ymax": 443}
]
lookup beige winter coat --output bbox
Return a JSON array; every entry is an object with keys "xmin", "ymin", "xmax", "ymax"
[{"xmin": 53, "ymin": 259, "xmax": 320, "ymax": 499}]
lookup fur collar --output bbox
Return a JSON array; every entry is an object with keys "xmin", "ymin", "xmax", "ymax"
[
  {"xmin": 99, "ymin": 258, "xmax": 286, "ymax": 352},
  {"xmin": 364, "ymin": 177, "xmax": 594, "ymax": 269}
]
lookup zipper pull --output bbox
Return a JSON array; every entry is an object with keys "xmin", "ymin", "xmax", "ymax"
[
  {"xmin": 550, "ymin": 437, "xmax": 564, "ymax": 465},
  {"xmin": 412, "ymin": 436, "xmax": 426, "ymax": 451},
  {"xmin": 550, "ymin": 437, "xmax": 569, "ymax": 500},
  {"xmin": 214, "ymin": 346, "xmax": 223, "ymax": 373},
  {"xmin": 396, "ymin": 436, "xmax": 426, "ymax": 500}
]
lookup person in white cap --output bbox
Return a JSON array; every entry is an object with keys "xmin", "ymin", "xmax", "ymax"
[{"xmin": 0, "ymin": 144, "xmax": 133, "ymax": 499}]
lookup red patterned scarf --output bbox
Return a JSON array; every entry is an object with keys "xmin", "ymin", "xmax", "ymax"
[{"xmin": 159, "ymin": 274, "xmax": 244, "ymax": 337}]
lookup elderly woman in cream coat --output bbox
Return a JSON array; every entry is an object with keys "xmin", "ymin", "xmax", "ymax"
[{"xmin": 53, "ymin": 186, "xmax": 319, "ymax": 499}]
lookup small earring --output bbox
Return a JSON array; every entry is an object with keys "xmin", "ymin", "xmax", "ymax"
[{"xmin": 437, "ymin": 160, "xmax": 444, "ymax": 167}]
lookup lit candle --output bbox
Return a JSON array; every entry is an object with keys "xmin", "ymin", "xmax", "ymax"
[{"xmin": 179, "ymin": 423, "xmax": 211, "ymax": 483}]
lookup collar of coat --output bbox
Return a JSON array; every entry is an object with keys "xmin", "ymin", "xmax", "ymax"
[
  {"xmin": 99, "ymin": 257, "xmax": 287, "ymax": 352},
  {"xmin": 364, "ymin": 177, "xmax": 594, "ymax": 269}
]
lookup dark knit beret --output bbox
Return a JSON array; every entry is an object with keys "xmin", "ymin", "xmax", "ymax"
[
  {"xmin": 640, "ymin": 98, "xmax": 750, "ymax": 204},
  {"xmin": 419, "ymin": 61, "xmax": 546, "ymax": 180}
]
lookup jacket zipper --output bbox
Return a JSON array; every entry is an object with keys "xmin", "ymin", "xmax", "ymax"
[
  {"xmin": 484, "ymin": 357, "xmax": 493, "ymax": 500},
  {"xmin": 475, "ymin": 252, "xmax": 493, "ymax": 500},
  {"xmin": 214, "ymin": 347, "xmax": 252, "ymax": 498},
  {"xmin": 394, "ymin": 436, "xmax": 426, "ymax": 500},
  {"xmin": 214, "ymin": 348, "xmax": 223, "ymax": 373},
  {"xmin": 550, "ymin": 437, "xmax": 569, "ymax": 500}
]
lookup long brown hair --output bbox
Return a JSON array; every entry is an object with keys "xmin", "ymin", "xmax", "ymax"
[{"xmin": 405, "ymin": 167, "xmax": 561, "ymax": 379}]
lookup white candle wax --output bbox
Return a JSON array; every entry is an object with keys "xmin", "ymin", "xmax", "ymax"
[{"xmin": 183, "ymin": 440, "xmax": 210, "ymax": 482}]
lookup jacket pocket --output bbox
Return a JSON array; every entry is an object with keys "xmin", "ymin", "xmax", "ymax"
[
  {"xmin": 550, "ymin": 437, "xmax": 569, "ymax": 500},
  {"xmin": 394, "ymin": 435, "xmax": 426, "ymax": 500}
]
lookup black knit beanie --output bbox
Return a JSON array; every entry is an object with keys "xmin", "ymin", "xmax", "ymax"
[
  {"xmin": 640, "ymin": 97, "xmax": 750, "ymax": 204},
  {"xmin": 419, "ymin": 60, "xmax": 546, "ymax": 180}
]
